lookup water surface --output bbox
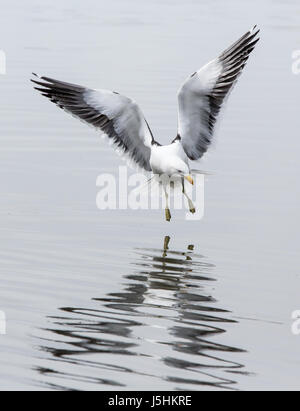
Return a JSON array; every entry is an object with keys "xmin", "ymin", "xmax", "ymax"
[{"xmin": 0, "ymin": 0, "xmax": 300, "ymax": 391}]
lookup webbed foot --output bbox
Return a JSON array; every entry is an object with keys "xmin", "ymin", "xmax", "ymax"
[{"xmin": 165, "ymin": 208, "xmax": 171, "ymax": 222}]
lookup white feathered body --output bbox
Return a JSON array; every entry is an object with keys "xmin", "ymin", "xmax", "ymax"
[{"xmin": 150, "ymin": 141, "xmax": 190, "ymax": 176}]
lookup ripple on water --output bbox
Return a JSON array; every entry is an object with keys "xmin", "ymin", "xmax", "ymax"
[{"xmin": 33, "ymin": 236, "xmax": 248, "ymax": 391}]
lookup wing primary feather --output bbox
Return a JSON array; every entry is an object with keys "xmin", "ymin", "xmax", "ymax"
[
  {"xmin": 177, "ymin": 27, "xmax": 260, "ymax": 160},
  {"xmin": 31, "ymin": 73, "xmax": 155, "ymax": 171}
]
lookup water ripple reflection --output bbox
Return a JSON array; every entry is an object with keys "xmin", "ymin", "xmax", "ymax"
[{"xmin": 34, "ymin": 236, "xmax": 248, "ymax": 390}]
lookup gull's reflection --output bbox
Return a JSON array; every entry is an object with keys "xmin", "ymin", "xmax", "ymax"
[{"xmin": 35, "ymin": 236, "xmax": 248, "ymax": 390}]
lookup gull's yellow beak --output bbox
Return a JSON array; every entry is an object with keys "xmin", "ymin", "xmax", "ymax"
[{"xmin": 185, "ymin": 175, "xmax": 194, "ymax": 185}]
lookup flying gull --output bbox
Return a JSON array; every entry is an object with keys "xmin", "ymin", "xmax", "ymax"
[{"xmin": 32, "ymin": 26, "xmax": 259, "ymax": 221}]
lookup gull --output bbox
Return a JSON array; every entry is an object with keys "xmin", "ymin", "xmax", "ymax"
[{"xmin": 32, "ymin": 26, "xmax": 259, "ymax": 222}]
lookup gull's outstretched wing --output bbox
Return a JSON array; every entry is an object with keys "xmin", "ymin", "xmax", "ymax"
[
  {"xmin": 31, "ymin": 74, "xmax": 155, "ymax": 171},
  {"xmin": 177, "ymin": 26, "xmax": 260, "ymax": 160}
]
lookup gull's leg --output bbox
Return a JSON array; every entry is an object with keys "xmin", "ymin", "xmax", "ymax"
[
  {"xmin": 182, "ymin": 178, "xmax": 196, "ymax": 214},
  {"xmin": 163, "ymin": 185, "xmax": 171, "ymax": 222},
  {"xmin": 163, "ymin": 236, "xmax": 170, "ymax": 257}
]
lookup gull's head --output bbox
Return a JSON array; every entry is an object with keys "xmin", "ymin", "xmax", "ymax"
[{"xmin": 169, "ymin": 160, "xmax": 194, "ymax": 185}]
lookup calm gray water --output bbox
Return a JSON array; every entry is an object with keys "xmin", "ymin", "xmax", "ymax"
[{"xmin": 0, "ymin": 0, "xmax": 300, "ymax": 391}]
